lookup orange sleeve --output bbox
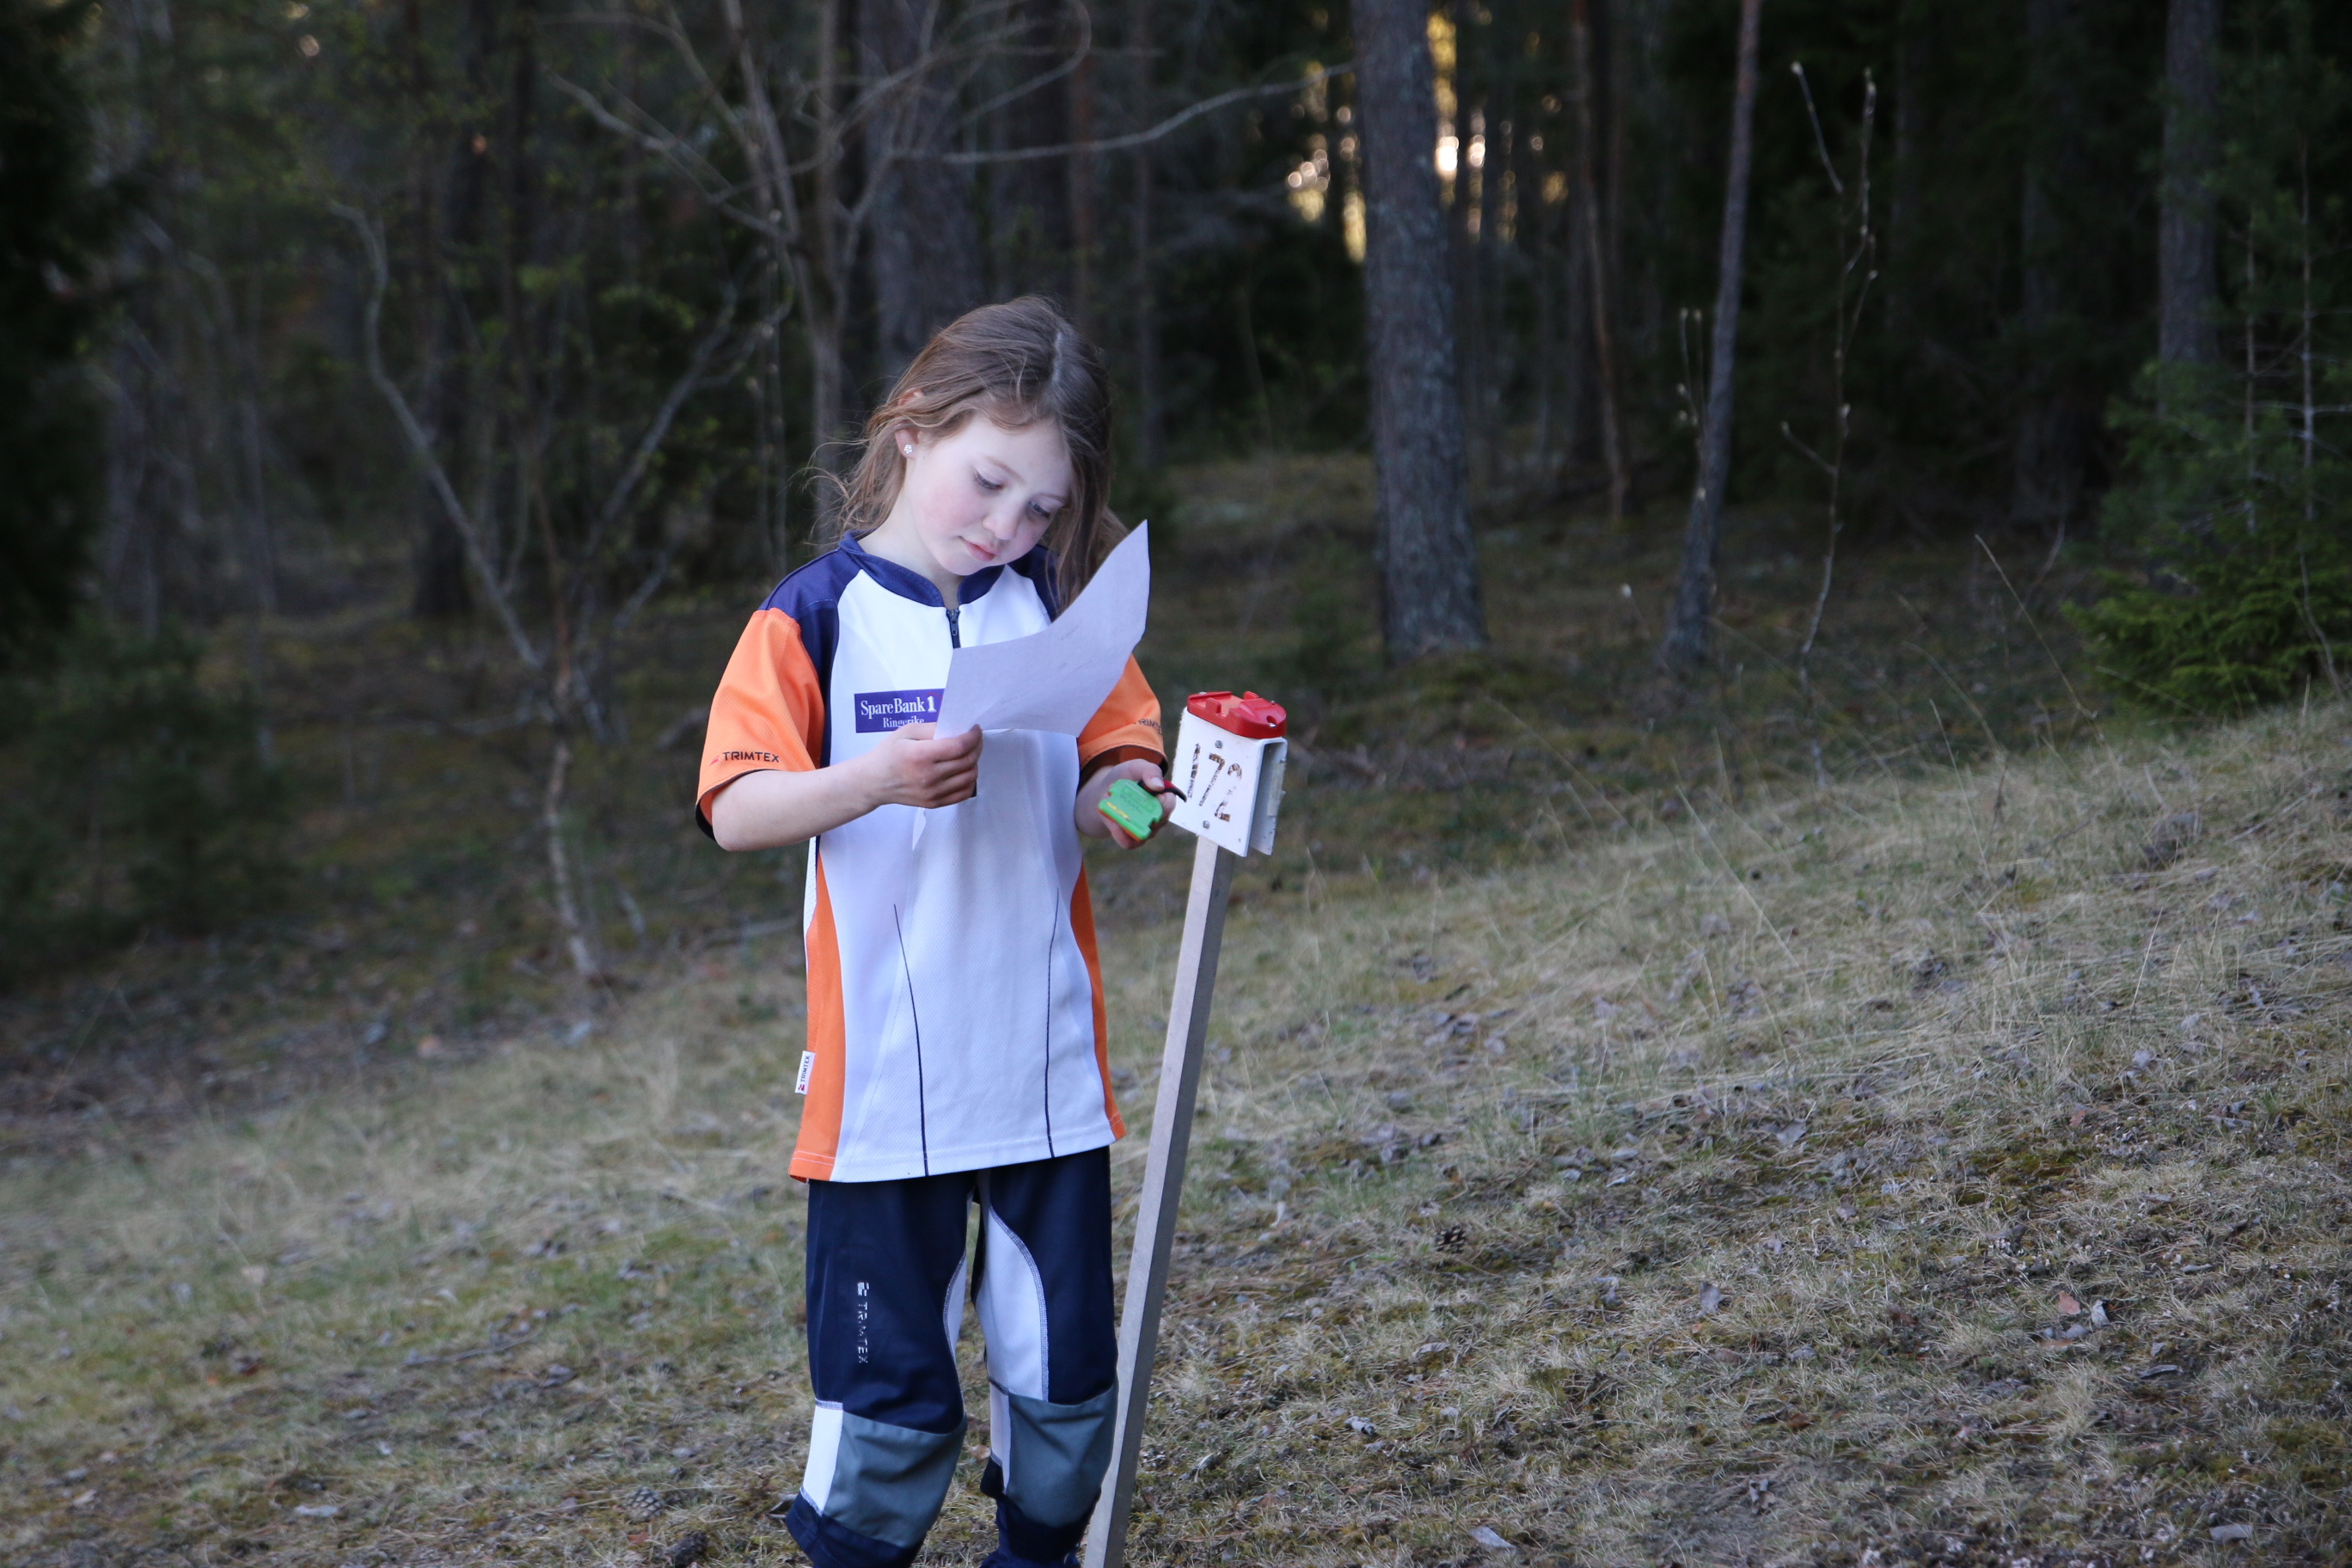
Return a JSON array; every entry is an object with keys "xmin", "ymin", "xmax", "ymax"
[
  {"xmin": 695, "ymin": 608, "xmax": 824, "ymax": 832},
  {"xmin": 1077, "ymin": 656, "xmax": 1164, "ymax": 770}
]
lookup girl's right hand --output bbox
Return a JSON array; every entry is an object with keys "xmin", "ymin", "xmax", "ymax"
[{"xmin": 860, "ymin": 722, "xmax": 982, "ymax": 809}]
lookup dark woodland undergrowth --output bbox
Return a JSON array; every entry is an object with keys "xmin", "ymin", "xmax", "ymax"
[{"xmin": 15, "ymin": 460, "xmax": 2345, "ymax": 1568}]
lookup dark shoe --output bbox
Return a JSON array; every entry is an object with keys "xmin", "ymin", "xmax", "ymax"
[
  {"xmin": 979, "ymin": 1491, "xmax": 1090, "ymax": 1567},
  {"xmin": 976, "ymin": 1548, "xmax": 1077, "ymax": 1568}
]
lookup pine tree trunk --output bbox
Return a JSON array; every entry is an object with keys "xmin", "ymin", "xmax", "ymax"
[
  {"xmin": 1354, "ymin": 0, "xmax": 1485, "ymax": 659},
  {"xmin": 1514, "ymin": 107, "xmax": 1559, "ymax": 479},
  {"xmin": 999, "ymin": 0, "xmax": 1072, "ymax": 298},
  {"xmin": 1069, "ymin": 42, "xmax": 1098, "ymax": 334},
  {"xmin": 2012, "ymin": 0, "xmax": 2086, "ymax": 533},
  {"xmin": 413, "ymin": 0, "xmax": 498, "ymax": 622},
  {"xmin": 1130, "ymin": 0, "xmax": 1163, "ymax": 469},
  {"xmin": 1569, "ymin": 0, "xmax": 1626, "ymax": 524},
  {"xmin": 1473, "ymin": 99, "xmax": 1505, "ymax": 490},
  {"xmin": 1887, "ymin": 14, "xmax": 1926, "ymax": 337},
  {"xmin": 1563, "ymin": 186, "xmax": 1592, "ymax": 467},
  {"xmin": 864, "ymin": 0, "xmax": 984, "ymax": 383},
  {"xmin": 1448, "ymin": 95, "xmax": 1479, "ymax": 485},
  {"xmin": 2158, "ymin": 0, "xmax": 2220, "ymax": 366},
  {"xmin": 810, "ymin": 0, "xmax": 848, "ymax": 499},
  {"xmin": 1656, "ymin": 0, "xmax": 1763, "ymax": 675}
]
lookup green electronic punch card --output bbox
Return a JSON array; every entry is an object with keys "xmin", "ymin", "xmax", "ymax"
[{"xmin": 1097, "ymin": 777, "xmax": 1164, "ymax": 838}]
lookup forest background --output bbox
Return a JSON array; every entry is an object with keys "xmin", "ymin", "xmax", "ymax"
[
  {"xmin": 5, "ymin": 0, "xmax": 2352, "ymax": 1560},
  {"xmin": 3, "ymin": 0, "xmax": 2349, "ymax": 1001}
]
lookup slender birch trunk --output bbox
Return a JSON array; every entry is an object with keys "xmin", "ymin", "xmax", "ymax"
[{"xmin": 1657, "ymin": 0, "xmax": 1763, "ymax": 674}]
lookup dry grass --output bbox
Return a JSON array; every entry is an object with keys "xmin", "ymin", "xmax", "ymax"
[
  {"xmin": 7, "ymin": 696, "xmax": 2352, "ymax": 1564},
  {"xmin": 1110, "ymin": 701, "xmax": 2352, "ymax": 1567}
]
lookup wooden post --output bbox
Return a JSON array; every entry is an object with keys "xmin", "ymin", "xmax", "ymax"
[{"xmin": 1083, "ymin": 830, "xmax": 1237, "ymax": 1568}]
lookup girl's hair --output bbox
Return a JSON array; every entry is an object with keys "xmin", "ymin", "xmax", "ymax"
[{"xmin": 822, "ymin": 297, "xmax": 1118, "ymax": 603}]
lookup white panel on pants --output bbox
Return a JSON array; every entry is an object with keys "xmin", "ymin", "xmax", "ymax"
[
  {"xmin": 801, "ymin": 1400, "xmax": 845, "ymax": 1511},
  {"xmin": 942, "ymin": 1252, "xmax": 970, "ymax": 1356},
  {"xmin": 975, "ymin": 1203, "xmax": 1051, "ymax": 1486}
]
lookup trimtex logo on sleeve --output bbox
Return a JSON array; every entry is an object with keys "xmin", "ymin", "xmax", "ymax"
[{"xmin": 854, "ymin": 689, "xmax": 943, "ymax": 732}]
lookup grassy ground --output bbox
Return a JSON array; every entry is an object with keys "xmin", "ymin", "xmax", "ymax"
[
  {"xmin": 5, "ymin": 673, "xmax": 2350, "ymax": 1565},
  {"xmin": 0, "ymin": 453, "xmax": 2098, "ymax": 1145}
]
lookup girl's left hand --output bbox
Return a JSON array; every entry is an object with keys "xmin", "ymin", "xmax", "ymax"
[{"xmin": 1075, "ymin": 759, "xmax": 1172, "ymax": 848}]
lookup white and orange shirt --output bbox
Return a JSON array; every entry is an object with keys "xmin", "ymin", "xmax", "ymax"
[{"xmin": 696, "ymin": 536, "xmax": 1161, "ymax": 1182}]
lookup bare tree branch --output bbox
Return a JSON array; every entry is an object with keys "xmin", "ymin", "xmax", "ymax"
[
  {"xmin": 575, "ymin": 290, "xmax": 782, "ymax": 683},
  {"xmin": 1778, "ymin": 420, "xmax": 1837, "ymax": 478},
  {"xmin": 581, "ymin": 280, "xmax": 746, "ymax": 560},
  {"xmin": 933, "ymin": 61, "xmax": 1352, "ymax": 163},
  {"xmin": 957, "ymin": 0, "xmax": 1093, "ymax": 125},
  {"xmin": 542, "ymin": 70, "xmax": 788, "ymax": 238},
  {"xmin": 612, "ymin": 547, "xmax": 678, "ymax": 635},
  {"xmin": 332, "ymin": 202, "xmax": 544, "ymax": 673}
]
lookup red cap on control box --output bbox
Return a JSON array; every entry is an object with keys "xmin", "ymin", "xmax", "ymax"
[{"xmin": 1185, "ymin": 690, "xmax": 1287, "ymax": 738}]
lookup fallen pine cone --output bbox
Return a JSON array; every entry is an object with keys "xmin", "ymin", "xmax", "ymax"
[
  {"xmin": 665, "ymin": 1528, "xmax": 710, "ymax": 1566},
  {"xmin": 621, "ymin": 1485, "xmax": 665, "ymax": 1522}
]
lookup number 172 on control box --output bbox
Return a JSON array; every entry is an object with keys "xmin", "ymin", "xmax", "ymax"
[{"xmin": 1163, "ymin": 690, "xmax": 1287, "ymax": 858}]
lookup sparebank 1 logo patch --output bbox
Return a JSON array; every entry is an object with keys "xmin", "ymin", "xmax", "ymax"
[{"xmin": 854, "ymin": 688, "xmax": 943, "ymax": 732}]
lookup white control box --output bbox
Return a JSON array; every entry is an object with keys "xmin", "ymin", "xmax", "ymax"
[{"xmin": 1163, "ymin": 707, "xmax": 1286, "ymax": 857}]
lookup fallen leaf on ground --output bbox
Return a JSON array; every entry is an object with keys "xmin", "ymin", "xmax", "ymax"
[
  {"xmin": 1471, "ymin": 1525, "xmax": 1515, "ymax": 1552},
  {"xmin": 1697, "ymin": 1282, "xmax": 1723, "ymax": 1314},
  {"xmin": 2056, "ymin": 1291, "xmax": 2081, "ymax": 1315},
  {"xmin": 2211, "ymin": 1523, "xmax": 2252, "ymax": 1542}
]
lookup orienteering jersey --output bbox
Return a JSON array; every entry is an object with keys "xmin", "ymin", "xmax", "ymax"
[{"xmin": 695, "ymin": 535, "xmax": 1162, "ymax": 1182}]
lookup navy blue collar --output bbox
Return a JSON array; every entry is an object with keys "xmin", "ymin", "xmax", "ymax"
[
  {"xmin": 838, "ymin": 532, "xmax": 1007, "ymax": 608},
  {"xmin": 839, "ymin": 532, "xmax": 1063, "ymax": 612}
]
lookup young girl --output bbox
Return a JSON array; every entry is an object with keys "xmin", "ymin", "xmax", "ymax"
[{"xmin": 695, "ymin": 298, "xmax": 1168, "ymax": 1568}]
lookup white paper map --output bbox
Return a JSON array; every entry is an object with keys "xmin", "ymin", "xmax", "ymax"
[{"xmin": 934, "ymin": 522, "xmax": 1150, "ymax": 737}]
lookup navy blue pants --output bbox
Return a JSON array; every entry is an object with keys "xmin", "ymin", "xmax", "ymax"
[{"xmin": 784, "ymin": 1148, "xmax": 1118, "ymax": 1568}]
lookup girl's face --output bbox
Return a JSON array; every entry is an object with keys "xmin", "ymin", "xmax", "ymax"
[{"xmin": 865, "ymin": 410, "xmax": 1073, "ymax": 595}]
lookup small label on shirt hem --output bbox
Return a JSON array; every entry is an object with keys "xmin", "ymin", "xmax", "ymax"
[{"xmin": 796, "ymin": 1051, "xmax": 816, "ymax": 1093}]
